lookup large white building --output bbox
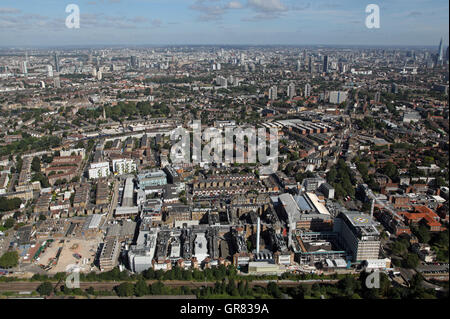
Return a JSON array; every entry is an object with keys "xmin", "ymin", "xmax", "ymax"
[
  {"xmin": 88, "ymin": 162, "xmax": 110, "ymax": 179},
  {"xmin": 287, "ymin": 83, "xmax": 296, "ymax": 99},
  {"xmin": 333, "ymin": 212, "xmax": 380, "ymax": 262},
  {"xmin": 329, "ymin": 91, "xmax": 348, "ymax": 104},
  {"xmin": 215, "ymin": 76, "xmax": 227, "ymax": 88},
  {"xmin": 128, "ymin": 227, "xmax": 159, "ymax": 273},
  {"xmin": 113, "ymin": 158, "xmax": 137, "ymax": 175},
  {"xmin": 304, "ymin": 83, "xmax": 311, "ymax": 98},
  {"xmin": 60, "ymin": 148, "xmax": 86, "ymax": 158},
  {"xmin": 269, "ymin": 86, "xmax": 278, "ymax": 100},
  {"xmin": 194, "ymin": 233, "xmax": 209, "ymax": 264}
]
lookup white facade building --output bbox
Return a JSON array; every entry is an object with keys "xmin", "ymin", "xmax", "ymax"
[
  {"xmin": 194, "ymin": 233, "xmax": 209, "ymax": 264},
  {"xmin": 113, "ymin": 159, "xmax": 137, "ymax": 175},
  {"xmin": 88, "ymin": 162, "xmax": 110, "ymax": 179},
  {"xmin": 329, "ymin": 91, "xmax": 348, "ymax": 104}
]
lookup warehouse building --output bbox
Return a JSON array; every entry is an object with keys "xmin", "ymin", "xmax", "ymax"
[{"xmin": 115, "ymin": 177, "xmax": 139, "ymax": 218}]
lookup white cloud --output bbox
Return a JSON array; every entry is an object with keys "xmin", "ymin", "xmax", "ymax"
[
  {"xmin": 247, "ymin": 0, "xmax": 287, "ymax": 12},
  {"xmin": 226, "ymin": 1, "xmax": 244, "ymax": 9},
  {"xmin": 190, "ymin": 0, "xmax": 245, "ymax": 21},
  {"xmin": 0, "ymin": 7, "xmax": 21, "ymax": 14},
  {"xmin": 151, "ymin": 19, "xmax": 162, "ymax": 28}
]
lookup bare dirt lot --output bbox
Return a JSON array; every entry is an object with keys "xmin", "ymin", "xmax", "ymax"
[{"xmin": 37, "ymin": 237, "xmax": 102, "ymax": 274}]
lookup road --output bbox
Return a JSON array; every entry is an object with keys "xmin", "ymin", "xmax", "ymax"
[
  {"xmin": 101, "ymin": 179, "xmax": 119, "ymax": 228},
  {"xmin": 0, "ymin": 279, "xmax": 340, "ymax": 292},
  {"xmin": 109, "ymin": 180, "xmax": 119, "ymax": 219},
  {"xmin": 7, "ymin": 173, "xmax": 17, "ymax": 193}
]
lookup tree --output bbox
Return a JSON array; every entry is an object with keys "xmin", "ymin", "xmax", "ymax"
[
  {"xmin": 337, "ymin": 275, "xmax": 359, "ymax": 297},
  {"xmin": 267, "ymin": 282, "xmax": 282, "ymax": 298},
  {"xmin": 226, "ymin": 278, "xmax": 236, "ymax": 295},
  {"xmin": 75, "ymin": 141, "xmax": 85, "ymax": 149},
  {"xmin": 115, "ymin": 282, "xmax": 134, "ymax": 297},
  {"xmin": 143, "ymin": 268, "xmax": 155, "ymax": 280},
  {"xmin": 416, "ymin": 224, "xmax": 431, "ymax": 244},
  {"xmin": 0, "ymin": 251, "xmax": 19, "ymax": 268},
  {"xmin": 182, "ymin": 269, "xmax": 193, "ymax": 281},
  {"xmin": 150, "ymin": 281, "xmax": 164, "ymax": 295},
  {"xmin": 0, "ymin": 197, "xmax": 22, "ymax": 212},
  {"xmin": 36, "ymin": 281, "xmax": 53, "ymax": 296},
  {"xmin": 86, "ymin": 286, "xmax": 95, "ymax": 295},
  {"xmin": 3, "ymin": 218, "xmax": 15, "ymax": 229},
  {"xmin": 31, "ymin": 172, "xmax": 50, "ymax": 188},
  {"xmin": 381, "ymin": 162, "xmax": 398, "ymax": 182},
  {"xmin": 391, "ymin": 240, "xmax": 407, "ymax": 257},
  {"xmin": 404, "ymin": 253, "xmax": 420, "ymax": 269},
  {"xmin": 31, "ymin": 156, "xmax": 41, "ymax": 172},
  {"xmin": 134, "ymin": 278, "xmax": 149, "ymax": 297},
  {"xmin": 289, "ymin": 152, "xmax": 299, "ymax": 161},
  {"xmin": 70, "ymin": 176, "xmax": 80, "ymax": 183},
  {"xmin": 238, "ymin": 281, "xmax": 246, "ymax": 297}
]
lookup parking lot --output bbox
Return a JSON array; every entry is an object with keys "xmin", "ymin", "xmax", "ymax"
[{"xmin": 417, "ymin": 263, "xmax": 449, "ymax": 275}]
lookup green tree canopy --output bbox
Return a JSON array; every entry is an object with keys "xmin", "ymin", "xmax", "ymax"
[{"xmin": 0, "ymin": 251, "xmax": 19, "ymax": 268}]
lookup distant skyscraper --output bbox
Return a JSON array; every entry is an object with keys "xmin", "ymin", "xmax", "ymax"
[
  {"xmin": 130, "ymin": 56, "xmax": 139, "ymax": 69},
  {"xmin": 338, "ymin": 62, "xmax": 347, "ymax": 74},
  {"xmin": 287, "ymin": 83, "xmax": 295, "ymax": 99},
  {"xmin": 21, "ymin": 61, "xmax": 27, "ymax": 74},
  {"xmin": 54, "ymin": 75, "xmax": 61, "ymax": 88},
  {"xmin": 240, "ymin": 53, "xmax": 246, "ymax": 64},
  {"xmin": 269, "ymin": 86, "xmax": 277, "ymax": 100},
  {"xmin": 47, "ymin": 65, "xmax": 53, "ymax": 77},
  {"xmin": 304, "ymin": 83, "xmax": 311, "ymax": 98},
  {"xmin": 54, "ymin": 53, "xmax": 60, "ymax": 73},
  {"xmin": 308, "ymin": 57, "xmax": 313, "ymax": 74},
  {"xmin": 437, "ymin": 37, "xmax": 444, "ymax": 64},
  {"xmin": 391, "ymin": 83, "xmax": 398, "ymax": 94},
  {"xmin": 323, "ymin": 55, "xmax": 329, "ymax": 73}
]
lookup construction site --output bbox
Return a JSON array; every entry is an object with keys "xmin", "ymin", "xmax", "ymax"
[{"xmin": 21, "ymin": 236, "xmax": 102, "ymax": 274}]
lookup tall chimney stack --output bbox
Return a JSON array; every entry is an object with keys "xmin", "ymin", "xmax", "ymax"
[{"xmin": 256, "ymin": 216, "xmax": 261, "ymax": 254}]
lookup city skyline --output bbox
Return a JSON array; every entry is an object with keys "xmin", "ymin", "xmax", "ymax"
[{"xmin": 0, "ymin": 0, "xmax": 448, "ymax": 47}]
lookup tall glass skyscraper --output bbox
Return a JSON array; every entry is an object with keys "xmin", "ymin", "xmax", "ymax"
[
  {"xmin": 323, "ymin": 55, "xmax": 329, "ymax": 73},
  {"xmin": 438, "ymin": 37, "xmax": 444, "ymax": 62}
]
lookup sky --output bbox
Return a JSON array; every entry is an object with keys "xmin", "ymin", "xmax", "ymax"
[{"xmin": 0, "ymin": 0, "xmax": 448, "ymax": 47}]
